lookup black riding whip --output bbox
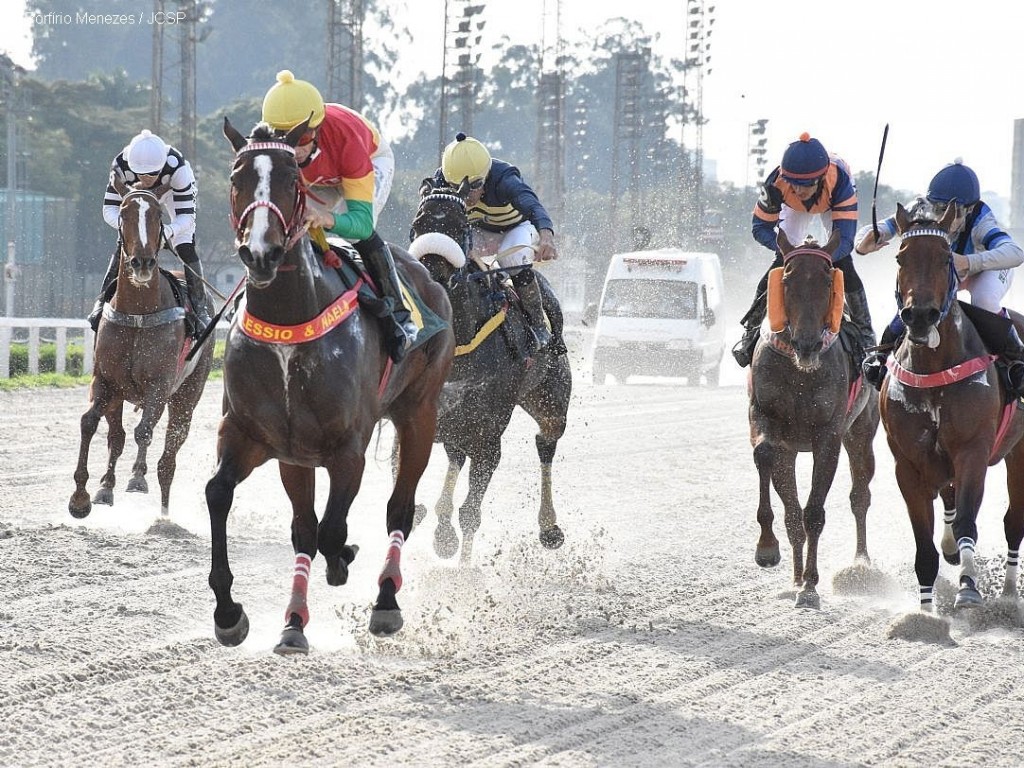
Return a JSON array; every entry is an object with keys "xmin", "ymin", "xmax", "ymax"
[
  {"xmin": 185, "ymin": 275, "xmax": 245, "ymax": 362},
  {"xmin": 871, "ymin": 123, "xmax": 890, "ymax": 242}
]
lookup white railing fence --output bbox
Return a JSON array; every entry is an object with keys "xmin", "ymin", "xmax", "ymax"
[
  {"xmin": 0, "ymin": 317, "xmax": 589, "ymax": 380},
  {"xmin": 0, "ymin": 318, "xmax": 94, "ymax": 379}
]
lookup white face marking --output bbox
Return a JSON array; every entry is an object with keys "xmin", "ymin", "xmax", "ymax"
[
  {"xmin": 248, "ymin": 155, "xmax": 274, "ymax": 253},
  {"xmin": 135, "ymin": 198, "xmax": 150, "ymax": 249}
]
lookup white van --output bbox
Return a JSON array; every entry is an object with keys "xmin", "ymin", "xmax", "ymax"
[{"xmin": 591, "ymin": 248, "xmax": 726, "ymax": 386}]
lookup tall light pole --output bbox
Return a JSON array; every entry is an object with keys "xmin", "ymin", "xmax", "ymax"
[
  {"xmin": 439, "ymin": 0, "xmax": 485, "ymax": 159},
  {"xmin": 747, "ymin": 118, "xmax": 768, "ymax": 188},
  {"xmin": 326, "ymin": 0, "xmax": 365, "ymax": 109},
  {"xmin": 682, "ymin": 0, "xmax": 713, "ymax": 244}
]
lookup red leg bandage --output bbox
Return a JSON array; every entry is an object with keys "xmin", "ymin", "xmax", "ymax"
[
  {"xmin": 378, "ymin": 530, "xmax": 405, "ymax": 592},
  {"xmin": 285, "ymin": 552, "xmax": 312, "ymax": 627}
]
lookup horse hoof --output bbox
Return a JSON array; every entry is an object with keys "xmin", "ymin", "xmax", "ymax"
[
  {"xmin": 92, "ymin": 487, "xmax": 114, "ymax": 507},
  {"xmin": 795, "ymin": 590, "xmax": 821, "ymax": 610},
  {"xmin": 434, "ymin": 524, "xmax": 459, "ymax": 560},
  {"xmin": 368, "ymin": 608, "xmax": 404, "ymax": 637},
  {"xmin": 273, "ymin": 627, "xmax": 309, "ymax": 656},
  {"xmin": 325, "ymin": 557, "xmax": 350, "ymax": 587},
  {"xmin": 954, "ymin": 581, "xmax": 983, "ymax": 610},
  {"xmin": 539, "ymin": 525, "xmax": 565, "ymax": 549},
  {"xmin": 942, "ymin": 550, "xmax": 961, "ymax": 566},
  {"xmin": 412, "ymin": 504, "xmax": 428, "ymax": 530},
  {"xmin": 68, "ymin": 493, "xmax": 92, "ymax": 519},
  {"xmin": 214, "ymin": 608, "xmax": 250, "ymax": 647},
  {"xmin": 126, "ymin": 476, "xmax": 148, "ymax": 494},
  {"xmin": 755, "ymin": 546, "xmax": 781, "ymax": 568}
]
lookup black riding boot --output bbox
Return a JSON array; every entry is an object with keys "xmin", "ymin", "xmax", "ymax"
[
  {"xmin": 862, "ymin": 321, "xmax": 901, "ymax": 391},
  {"xmin": 512, "ymin": 267, "xmax": 552, "ymax": 351},
  {"xmin": 356, "ymin": 233, "xmax": 418, "ymax": 362},
  {"xmin": 1002, "ymin": 325, "xmax": 1024, "ymax": 396},
  {"xmin": 177, "ymin": 242, "xmax": 212, "ymax": 337},
  {"xmin": 731, "ymin": 290, "xmax": 767, "ymax": 368},
  {"xmin": 184, "ymin": 263, "xmax": 212, "ymax": 337},
  {"xmin": 87, "ymin": 251, "xmax": 120, "ymax": 332},
  {"xmin": 960, "ymin": 302, "xmax": 1024, "ymax": 396},
  {"xmin": 845, "ymin": 286, "xmax": 877, "ymax": 353}
]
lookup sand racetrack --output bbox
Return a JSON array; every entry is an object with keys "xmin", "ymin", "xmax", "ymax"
[{"xmin": 3, "ymin": 348, "xmax": 1024, "ymax": 766}]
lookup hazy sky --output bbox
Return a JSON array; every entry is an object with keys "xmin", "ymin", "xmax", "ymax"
[{"xmin": 4, "ymin": 0, "xmax": 1024, "ymax": 199}]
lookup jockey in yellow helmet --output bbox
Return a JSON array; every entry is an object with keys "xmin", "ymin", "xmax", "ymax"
[{"xmin": 261, "ymin": 70, "xmax": 416, "ymax": 362}]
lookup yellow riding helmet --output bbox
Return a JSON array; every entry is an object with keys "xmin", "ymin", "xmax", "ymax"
[
  {"xmin": 442, "ymin": 133, "xmax": 492, "ymax": 186},
  {"xmin": 261, "ymin": 70, "xmax": 326, "ymax": 131}
]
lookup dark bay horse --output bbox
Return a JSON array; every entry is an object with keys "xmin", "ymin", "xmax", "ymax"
[
  {"xmin": 748, "ymin": 230, "xmax": 880, "ymax": 608},
  {"xmin": 210, "ymin": 119, "xmax": 454, "ymax": 652},
  {"xmin": 880, "ymin": 202, "xmax": 1024, "ymax": 611},
  {"xmin": 69, "ymin": 188, "xmax": 214, "ymax": 519},
  {"xmin": 408, "ymin": 179, "xmax": 571, "ymax": 562}
]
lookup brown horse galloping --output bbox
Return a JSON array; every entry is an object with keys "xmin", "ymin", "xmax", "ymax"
[
  {"xmin": 207, "ymin": 119, "xmax": 454, "ymax": 653},
  {"xmin": 69, "ymin": 188, "xmax": 214, "ymax": 519},
  {"xmin": 880, "ymin": 202, "xmax": 1024, "ymax": 611},
  {"xmin": 748, "ymin": 230, "xmax": 880, "ymax": 608}
]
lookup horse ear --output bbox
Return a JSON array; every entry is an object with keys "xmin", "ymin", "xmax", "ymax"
[
  {"xmin": 223, "ymin": 116, "xmax": 248, "ymax": 152},
  {"xmin": 894, "ymin": 202, "xmax": 910, "ymax": 234},
  {"xmin": 823, "ymin": 228, "xmax": 842, "ymax": 257},
  {"xmin": 282, "ymin": 116, "xmax": 313, "ymax": 148},
  {"xmin": 419, "ymin": 177, "xmax": 434, "ymax": 198},
  {"xmin": 938, "ymin": 200, "xmax": 958, "ymax": 232},
  {"xmin": 458, "ymin": 178, "xmax": 472, "ymax": 198},
  {"xmin": 776, "ymin": 228, "xmax": 793, "ymax": 255}
]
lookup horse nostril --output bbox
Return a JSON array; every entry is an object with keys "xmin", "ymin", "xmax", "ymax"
[
  {"xmin": 130, "ymin": 257, "xmax": 142, "ymax": 270},
  {"xmin": 238, "ymin": 245, "xmax": 254, "ymax": 266},
  {"xmin": 267, "ymin": 245, "xmax": 285, "ymax": 266}
]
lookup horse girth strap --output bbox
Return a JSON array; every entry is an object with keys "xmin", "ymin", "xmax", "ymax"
[
  {"xmin": 454, "ymin": 305, "xmax": 508, "ymax": 357},
  {"xmin": 102, "ymin": 304, "xmax": 185, "ymax": 328}
]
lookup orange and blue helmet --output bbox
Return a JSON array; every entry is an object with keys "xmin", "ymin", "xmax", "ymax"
[{"xmin": 780, "ymin": 132, "xmax": 829, "ymax": 186}]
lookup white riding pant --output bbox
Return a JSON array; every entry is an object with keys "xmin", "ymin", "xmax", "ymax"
[
  {"xmin": 778, "ymin": 207, "xmax": 832, "ymax": 249},
  {"xmin": 470, "ymin": 221, "xmax": 538, "ymax": 269},
  {"xmin": 961, "ymin": 267, "xmax": 1014, "ymax": 313}
]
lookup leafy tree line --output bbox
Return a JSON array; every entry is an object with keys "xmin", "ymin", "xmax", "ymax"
[{"xmin": 7, "ymin": 2, "xmax": 911, "ymax": 310}]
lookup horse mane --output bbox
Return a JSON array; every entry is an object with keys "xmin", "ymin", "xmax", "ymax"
[
  {"xmin": 250, "ymin": 122, "xmax": 276, "ymax": 142},
  {"xmin": 905, "ymin": 196, "xmax": 940, "ymax": 227}
]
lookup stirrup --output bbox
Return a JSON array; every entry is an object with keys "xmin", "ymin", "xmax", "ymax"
[{"xmin": 862, "ymin": 352, "xmax": 889, "ymax": 391}]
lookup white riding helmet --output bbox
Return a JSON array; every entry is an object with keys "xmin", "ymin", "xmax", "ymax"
[{"xmin": 126, "ymin": 130, "xmax": 168, "ymax": 175}]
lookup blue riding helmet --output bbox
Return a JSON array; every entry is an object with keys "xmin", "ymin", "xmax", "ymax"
[
  {"xmin": 927, "ymin": 160, "xmax": 980, "ymax": 206},
  {"xmin": 780, "ymin": 132, "xmax": 829, "ymax": 186}
]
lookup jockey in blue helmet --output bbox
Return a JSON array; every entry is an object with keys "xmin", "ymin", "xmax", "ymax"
[
  {"xmin": 732, "ymin": 132, "xmax": 874, "ymax": 367},
  {"xmin": 856, "ymin": 159, "xmax": 1024, "ymax": 394}
]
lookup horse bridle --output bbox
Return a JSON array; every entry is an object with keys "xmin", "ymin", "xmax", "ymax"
[
  {"xmin": 895, "ymin": 226, "xmax": 958, "ymax": 323},
  {"xmin": 230, "ymin": 141, "xmax": 308, "ymax": 253}
]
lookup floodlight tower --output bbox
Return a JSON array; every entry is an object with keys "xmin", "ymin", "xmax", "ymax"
[
  {"xmin": 681, "ymin": 0, "xmax": 713, "ymax": 241},
  {"xmin": 610, "ymin": 49, "xmax": 648, "ymax": 248},
  {"xmin": 748, "ymin": 118, "xmax": 769, "ymax": 187},
  {"xmin": 439, "ymin": 0, "xmax": 486, "ymax": 158},
  {"xmin": 535, "ymin": 0, "xmax": 565, "ymax": 223},
  {"xmin": 326, "ymin": 0, "xmax": 365, "ymax": 109}
]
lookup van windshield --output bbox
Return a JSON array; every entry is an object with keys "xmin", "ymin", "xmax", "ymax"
[{"xmin": 601, "ymin": 279, "xmax": 699, "ymax": 319}]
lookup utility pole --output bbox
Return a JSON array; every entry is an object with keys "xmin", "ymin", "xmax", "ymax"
[
  {"xmin": 150, "ymin": 0, "xmax": 164, "ymax": 132},
  {"xmin": 3, "ymin": 62, "xmax": 19, "ymax": 318}
]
